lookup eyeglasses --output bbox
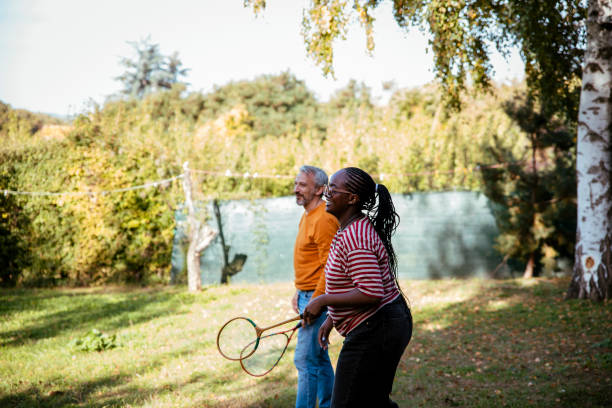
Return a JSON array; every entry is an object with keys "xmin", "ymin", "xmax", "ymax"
[{"xmin": 324, "ymin": 184, "xmax": 352, "ymax": 197}]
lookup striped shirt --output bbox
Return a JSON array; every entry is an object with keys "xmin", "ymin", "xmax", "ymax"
[{"xmin": 325, "ymin": 217, "xmax": 400, "ymax": 336}]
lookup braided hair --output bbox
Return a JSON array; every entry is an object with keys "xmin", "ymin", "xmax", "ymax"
[{"xmin": 342, "ymin": 167, "xmax": 400, "ymax": 277}]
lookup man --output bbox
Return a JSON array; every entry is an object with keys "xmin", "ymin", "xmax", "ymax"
[{"xmin": 292, "ymin": 165, "xmax": 338, "ymax": 408}]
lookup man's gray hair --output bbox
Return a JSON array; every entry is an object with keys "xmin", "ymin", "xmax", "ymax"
[{"xmin": 299, "ymin": 165, "xmax": 328, "ymax": 187}]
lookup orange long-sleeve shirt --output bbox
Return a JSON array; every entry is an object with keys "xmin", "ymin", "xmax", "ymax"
[{"xmin": 294, "ymin": 202, "xmax": 339, "ymax": 298}]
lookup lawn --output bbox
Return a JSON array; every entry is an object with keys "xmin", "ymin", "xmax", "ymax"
[{"xmin": 1, "ymin": 277, "xmax": 610, "ymax": 407}]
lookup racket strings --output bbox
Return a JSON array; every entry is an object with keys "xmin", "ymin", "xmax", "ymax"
[
  {"xmin": 217, "ymin": 316, "xmax": 301, "ymax": 377},
  {"xmin": 217, "ymin": 317, "xmax": 259, "ymax": 361},
  {"xmin": 240, "ymin": 332, "xmax": 291, "ymax": 376}
]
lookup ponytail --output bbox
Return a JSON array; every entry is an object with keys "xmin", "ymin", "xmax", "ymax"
[
  {"xmin": 342, "ymin": 168, "xmax": 400, "ymax": 277},
  {"xmin": 371, "ymin": 182, "xmax": 399, "ymax": 276}
]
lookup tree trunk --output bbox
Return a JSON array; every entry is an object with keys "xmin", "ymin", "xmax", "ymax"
[
  {"xmin": 186, "ymin": 242, "xmax": 202, "ymax": 291},
  {"xmin": 523, "ymin": 253, "xmax": 535, "ymax": 279},
  {"xmin": 182, "ymin": 162, "xmax": 217, "ymax": 292},
  {"xmin": 527, "ymin": 132, "xmax": 538, "ymax": 279},
  {"xmin": 213, "ymin": 199, "xmax": 230, "ymax": 268},
  {"xmin": 567, "ymin": 0, "xmax": 612, "ymax": 300}
]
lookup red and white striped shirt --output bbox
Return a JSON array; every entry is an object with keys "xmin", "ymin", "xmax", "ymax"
[{"xmin": 325, "ymin": 217, "xmax": 400, "ymax": 336}]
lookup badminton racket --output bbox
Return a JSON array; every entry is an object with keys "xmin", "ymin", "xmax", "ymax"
[
  {"xmin": 216, "ymin": 314, "xmax": 302, "ymax": 361},
  {"xmin": 240, "ymin": 321, "xmax": 301, "ymax": 377}
]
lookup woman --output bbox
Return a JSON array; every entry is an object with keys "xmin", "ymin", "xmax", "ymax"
[{"xmin": 303, "ymin": 167, "xmax": 412, "ymax": 408}]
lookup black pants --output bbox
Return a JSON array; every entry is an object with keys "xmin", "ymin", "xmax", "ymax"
[{"xmin": 331, "ymin": 297, "xmax": 413, "ymax": 408}]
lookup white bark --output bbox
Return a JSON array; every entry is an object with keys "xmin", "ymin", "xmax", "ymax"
[
  {"xmin": 569, "ymin": 0, "xmax": 612, "ymax": 300},
  {"xmin": 182, "ymin": 162, "xmax": 217, "ymax": 292}
]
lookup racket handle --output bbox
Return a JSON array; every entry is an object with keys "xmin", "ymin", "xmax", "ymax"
[{"xmin": 260, "ymin": 314, "xmax": 302, "ymax": 331}]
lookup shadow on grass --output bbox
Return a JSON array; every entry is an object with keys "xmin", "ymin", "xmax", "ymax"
[
  {"xmin": 0, "ymin": 344, "xmax": 204, "ymax": 408},
  {"xmin": 1, "ymin": 347, "xmax": 297, "ymax": 408},
  {"xmin": 0, "ymin": 288, "xmax": 197, "ymax": 347},
  {"xmin": 0, "ymin": 375, "xmax": 144, "ymax": 408},
  {"xmin": 393, "ymin": 278, "xmax": 612, "ymax": 408},
  {"xmin": 182, "ymin": 367, "xmax": 298, "ymax": 408}
]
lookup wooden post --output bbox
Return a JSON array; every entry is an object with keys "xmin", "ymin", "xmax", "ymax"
[{"xmin": 182, "ymin": 161, "xmax": 217, "ymax": 292}]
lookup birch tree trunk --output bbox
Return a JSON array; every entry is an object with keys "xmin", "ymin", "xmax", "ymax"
[
  {"xmin": 182, "ymin": 162, "xmax": 217, "ymax": 292},
  {"xmin": 567, "ymin": 0, "xmax": 612, "ymax": 300}
]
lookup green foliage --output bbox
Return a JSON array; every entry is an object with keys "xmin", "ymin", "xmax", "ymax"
[
  {"xmin": 0, "ymin": 75, "xmax": 570, "ymax": 286},
  {"xmin": 324, "ymin": 79, "xmax": 374, "ymax": 115},
  {"xmin": 480, "ymin": 94, "xmax": 576, "ymax": 276},
  {"xmin": 115, "ymin": 37, "xmax": 189, "ymax": 99},
  {"xmin": 200, "ymin": 71, "xmax": 325, "ymax": 139},
  {"xmin": 0, "ymin": 153, "xmax": 30, "ymax": 287},
  {"xmin": 250, "ymin": 1, "xmax": 586, "ymax": 114},
  {"xmin": 0, "ymin": 100, "xmax": 63, "ymax": 147},
  {"xmin": 243, "ymin": 0, "xmax": 586, "ymax": 279},
  {"xmin": 70, "ymin": 329, "xmax": 119, "ymax": 352},
  {"xmin": 0, "ymin": 100, "xmax": 182, "ymax": 285},
  {"xmin": 591, "ymin": 338, "xmax": 612, "ymax": 349}
]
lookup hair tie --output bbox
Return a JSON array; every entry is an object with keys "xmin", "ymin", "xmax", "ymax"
[{"xmin": 375, "ymin": 183, "xmax": 379, "ymax": 193}]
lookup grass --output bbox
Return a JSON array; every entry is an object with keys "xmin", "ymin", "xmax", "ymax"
[{"xmin": 1, "ymin": 277, "xmax": 610, "ymax": 407}]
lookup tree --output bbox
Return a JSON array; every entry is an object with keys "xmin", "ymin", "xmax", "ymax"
[
  {"xmin": 246, "ymin": 0, "xmax": 612, "ymax": 300},
  {"xmin": 480, "ymin": 95, "xmax": 576, "ymax": 279},
  {"xmin": 182, "ymin": 162, "xmax": 217, "ymax": 292},
  {"xmin": 566, "ymin": 0, "xmax": 611, "ymax": 300},
  {"xmin": 116, "ymin": 37, "xmax": 189, "ymax": 99},
  {"xmin": 326, "ymin": 79, "xmax": 374, "ymax": 112},
  {"xmin": 201, "ymin": 71, "xmax": 324, "ymax": 139},
  {"xmin": 246, "ymin": 0, "xmax": 585, "ymax": 113}
]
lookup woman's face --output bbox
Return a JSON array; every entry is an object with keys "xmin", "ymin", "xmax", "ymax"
[{"xmin": 324, "ymin": 170, "xmax": 354, "ymax": 218}]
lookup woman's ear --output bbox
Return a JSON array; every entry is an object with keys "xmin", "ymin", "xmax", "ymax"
[{"xmin": 348, "ymin": 193, "xmax": 359, "ymax": 206}]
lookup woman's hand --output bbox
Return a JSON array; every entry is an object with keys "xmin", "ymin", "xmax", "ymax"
[
  {"xmin": 303, "ymin": 294, "xmax": 326, "ymax": 325},
  {"xmin": 318, "ymin": 316, "xmax": 333, "ymax": 350}
]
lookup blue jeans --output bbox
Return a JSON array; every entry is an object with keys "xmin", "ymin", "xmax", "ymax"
[{"xmin": 294, "ymin": 290, "xmax": 334, "ymax": 408}]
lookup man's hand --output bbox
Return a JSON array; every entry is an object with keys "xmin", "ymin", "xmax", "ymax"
[{"xmin": 291, "ymin": 290, "xmax": 299, "ymax": 314}]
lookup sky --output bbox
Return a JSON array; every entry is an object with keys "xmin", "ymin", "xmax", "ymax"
[{"xmin": 0, "ymin": 0, "xmax": 524, "ymax": 117}]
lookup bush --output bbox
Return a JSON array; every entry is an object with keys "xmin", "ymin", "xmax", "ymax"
[
  {"xmin": 70, "ymin": 329, "xmax": 119, "ymax": 352},
  {"xmin": 1, "ymin": 80, "xmax": 574, "ymax": 286}
]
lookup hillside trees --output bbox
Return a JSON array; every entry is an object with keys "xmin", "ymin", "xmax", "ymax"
[
  {"xmin": 200, "ymin": 71, "xmax": 326, "ymax": 139},
  {"xmin": 244, "ymin": 1, "xmax": 612, "ymax": 299},
  {"xmin": 0, "ymin": 101, "xmax": 62, "ymax": 146},
  {"xmin": 325, "ymin": 79, "xmax": 374, "ymax": 113}
]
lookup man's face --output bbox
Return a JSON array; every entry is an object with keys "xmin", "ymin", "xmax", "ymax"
[{"xmin": 294, "ymin": 171, "xmax": 318, "ymax": 208}]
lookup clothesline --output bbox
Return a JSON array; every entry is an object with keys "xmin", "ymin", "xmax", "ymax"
[{"xmin": 1, "ymin": 162, "xmax": 510, "ymax": 197}]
